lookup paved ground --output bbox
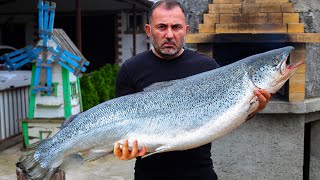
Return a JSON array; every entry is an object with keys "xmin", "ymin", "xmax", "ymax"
[{"xmin": 0, "ymin": 143, "xmax": 135, "ymax": 180}]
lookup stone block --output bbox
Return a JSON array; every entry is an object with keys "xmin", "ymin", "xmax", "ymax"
[
  {"xmin": 209, "ymin": 4, "xmax": 241, "ymax": 13},
  {"xmin": 242, "ymin": 3, "xmax": 260, "ymax": 13},
  {"xmin": 289, "ymin": 83, "xmax": 305, "ymax": 93},
  {"xmin": 288, "ymin": 23, "xmax": 304, "ymax": 33},
  {"xmin": 283, "ymin": 13, "xmax": 300, "ymax": 23},
  {"xmin": 220, "ymin": 13, "xmax": 267, "ymax": 24},
  {"xmin": 259, "ymin": 3, "xmax": 281, "ymax": 12},
  {"xmin": 213, "ymin": 0, "xmax": 242, "ymax": 3},
  {"xmin": 255, "ymin": 0, "xmax": 289, "ymax": 2},
  {"xmin": 204, "ymin": 13, "xmax": 220, "ymax": 24},
  {"xmin": 290, "ymin": 73, "xmax": 306, "ymax": 84},
  {"xmin": 215, "ymin": 23, "xmax": 287, "ymax": 33},
  {"xmin": 267, "ymin": 13, "xmax": 283, "ymax": 23},
  {"xmin": 199, "ymin": 24, "xmax": 216, "ymax": 33},
  {"xmin": 289, "ymin": 92, "xmax": 305, "ymax": 102},
  {"xmin": 281, "ymin": 3, "xmax": 295, "ymax": 12}
]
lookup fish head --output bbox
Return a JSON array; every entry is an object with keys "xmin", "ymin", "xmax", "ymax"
[{"xmin": 247, "ymin": 46, "xmax": 304, "ymax": 93}]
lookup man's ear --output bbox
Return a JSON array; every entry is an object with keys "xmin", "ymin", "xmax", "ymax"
[
  {"xmin": 145, "ymin": 24, "xmax": 151, "ymax": 38},
  {"xmin": 185, "ymin": 25, "xmax": 190, "ymax": 36}
]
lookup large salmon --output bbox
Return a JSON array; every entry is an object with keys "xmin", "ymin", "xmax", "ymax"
[{"xmin": 17, "ymin": 46, "xmax": 303, "ymax": 180}]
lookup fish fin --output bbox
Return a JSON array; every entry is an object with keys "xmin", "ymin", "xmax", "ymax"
[
  {"xmin": 60, "ymin": 114, "xmax": 79, "ymax": 129},
  {"xmin": 16, "ymin": 140, "xmax": 57, "ymax": 180},
  {"xmin": 143, "ymin": 80, "xmax": 179, "ymax": 92},
  {"xmin": 247, "ymin": 96, "xmax": 259, "ymax": 115},
  {"xmin": 79, "ymin": 149, "xmax": 110, "ymax": 161},
  {"xmin": 141, "ymin": 146, "xmax": 169, "ymax": 159}
]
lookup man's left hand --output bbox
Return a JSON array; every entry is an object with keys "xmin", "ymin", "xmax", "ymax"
[{"xmin": 254, "ymin": 89, "xmax": 272, "ymax": 113}]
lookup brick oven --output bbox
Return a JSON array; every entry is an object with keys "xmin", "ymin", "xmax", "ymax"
[{"xmin": 186, "ymin": 0, "xmax": 320, "ymax": 179}]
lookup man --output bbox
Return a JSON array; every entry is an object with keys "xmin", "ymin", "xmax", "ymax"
[{"xmin": 114, "ymin": 0, "xmax": 271, "ymax": 179}]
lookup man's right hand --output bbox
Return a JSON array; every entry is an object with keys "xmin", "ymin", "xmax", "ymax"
[{"xmin": 113, "ymin": 140, "xmax": 147, "ymax": 160}]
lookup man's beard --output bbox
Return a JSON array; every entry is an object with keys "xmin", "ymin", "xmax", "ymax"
[{"xmin": 150, "ymin": 34, "xmax": 186, "ymax": 59}]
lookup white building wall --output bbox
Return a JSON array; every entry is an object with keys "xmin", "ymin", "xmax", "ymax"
[{"xmin": 118, "ymin": 11, "xmax": 150, "ymax": 65}]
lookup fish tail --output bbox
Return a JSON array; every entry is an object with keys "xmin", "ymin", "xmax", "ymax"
[{"xmin": 16, "ymin": 140, "xmax": 57, "ymax": 180}]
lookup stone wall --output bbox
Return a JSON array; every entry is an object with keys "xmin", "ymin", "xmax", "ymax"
[
  {"xmin": 211, "ymin": 114, "xmax": 305, "ymax": 179},
  {"xmin": 291, "ymin": 0, "xmax": 320, "ymax": 98},
  {"xmin": 179, "ymin": 0, "xmax": 320, "ymax": 179}
]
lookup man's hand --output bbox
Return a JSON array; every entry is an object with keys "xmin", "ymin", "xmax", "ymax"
[
  {"xmin": 114, "ymin": 140, "xmax": 147, "ymax": 160},
  {"xmin": 247, "ymin": 89, "xmax": 272, "ymax": 120},
  {"xmin": 254, "ymin": 89, "xmax": 272, "ymax": 112}
]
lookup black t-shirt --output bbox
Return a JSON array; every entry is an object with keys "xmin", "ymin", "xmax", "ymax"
[{"xmin": 116, "ymin": 49, "xmax": 220, "ymax": 180}]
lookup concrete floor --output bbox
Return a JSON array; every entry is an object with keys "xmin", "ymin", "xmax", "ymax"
[{"xmin": 0, "ymin": 143, "xmax": 135, "ymax": 180}]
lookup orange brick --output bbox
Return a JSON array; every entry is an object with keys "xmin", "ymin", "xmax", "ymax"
[
  {"xmin": 204, "ymin": 14, "xmax": 220, "ymax": 24},
  {"xmin": 281, "ymin": 3, "xmax": 294, "ymax": 12},
  {"xmin": 213, "ymin": 0, "xmax": 242, "ymax": 3},
  {"xmin": 259, "ymin": 3, "xmax": 281, "ymax": 12},
  {"xmin": 294, "ymin": 63, "xmax": 306, "ymax": 74},
  {"xmin": 267, "ymin": 13, "xmax": 283, "ymax": 23},
  {"xmin": 244, "ymin": 0, "xmax": 256, "ymax": 2},
  {"xmin": 209, "ymin": 4, "xmax": 241, "ymax": 13},
  {"xmin": 289, "ymin": 92, "xmax": 305, "ymax": 102},
  {"xmin": 289, "ymin": 74, "xmax": 305, "ymax": 83},
  {"xmin": 256, "ymin": 0, "xmax": 289, "ymax": 2},
  {"xmin": 283, "ymin": 13, "xmax": 299, "ymax": 23},
  {"xmin": 289, "ymin": 83, "xmax": 305, "ymax": 93},
  {"xmin": 199, "ymin": 24, "xmax": 216, "ymax": 33},
  {"xmin": 220, "ymin": 13, "xmax": 267, "ymax": 24},
  {"xmin": 288, "ymin": 23, "xmax": 304, "ymax": 33},
  {"xmin": 293, "ymin": 44, "xmax": 306, "ymax": 52},
  {"xmin": 215, "ymin": 23, "xmax": 287, "ymax": 33},
  {"xmin": 242, "ymin": 3, "xmax": 260, "ymax": 13},
  {"xmin": 290, "ymin": 51, "xmax": 306, "ymax": 63}
]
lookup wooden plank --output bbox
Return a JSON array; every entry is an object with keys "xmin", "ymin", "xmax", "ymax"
[
  {"xmin": 209, "ymin": 4, "xmax": 241, "ymax": 13},
  {"xmin": 19, "ymin": 118, "xmax": 65, "ymax": 123},
  {"xmin": 204, "ymin": 14, "xmax": 220, "ymax": 25},
  {"xmin": 220, "ymin": 13, "xmax": 267, "ymax": 24},
  {"xmin": 186, "ymin": 33, "xmax": 320, "ymax": 43},
  {"xmin": 288, "ymin": 23, "xmax": 304, "ymax": 33}
]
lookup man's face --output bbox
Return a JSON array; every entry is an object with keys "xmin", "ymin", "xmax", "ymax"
[{"xmin": 145, "ymin": 5, "xmax": 189, "ymax": 59}]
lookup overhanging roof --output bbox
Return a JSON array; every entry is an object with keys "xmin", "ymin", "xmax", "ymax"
[{"xmin": 0, "ymin": 0, "xmax": 153, "ymax": 14}]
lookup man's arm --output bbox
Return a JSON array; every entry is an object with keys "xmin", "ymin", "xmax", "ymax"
[{"xmin": 114, "ymin": 64, "xmax": 147, "ymax": 160}]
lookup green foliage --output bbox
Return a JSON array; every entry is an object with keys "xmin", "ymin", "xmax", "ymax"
[
  {"xmin": 80, "ymin": 74, "xmax": 99, "ymax": 111},
  {"xmin": 80, "ymin": 64, "xmax": 119, "ymax": 111}
]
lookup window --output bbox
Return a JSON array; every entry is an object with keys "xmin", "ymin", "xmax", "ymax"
[
  {"xmin": 70, "ymin": 81, "xmax": 78, "ymax": 99},
  {"xmin": 126, "ymin": 14, "xmax": 144, "ymax": 33}
]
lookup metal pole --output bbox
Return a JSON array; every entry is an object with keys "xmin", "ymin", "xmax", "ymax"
[{"xmin": 76, "ymin": 0, "xmax": 82, "ymax": 52}]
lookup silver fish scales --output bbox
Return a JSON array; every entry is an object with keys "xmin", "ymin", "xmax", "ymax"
[{"xmin": 17, "ymin": 46, "xmax": 303, "ymax": 180}]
